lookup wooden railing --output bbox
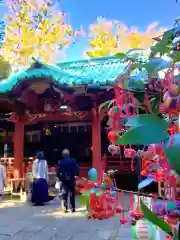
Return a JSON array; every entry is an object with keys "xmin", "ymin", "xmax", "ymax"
[
  {"xmin": 78, "ymin": 156, "xmax": 136, "ymax": 178},
  {"xmin": 79, "ymin": 163, "xmax": 91, "ymax": 177},
  {"xmin": 107, "ymin": 156, "xmax": 136, "ymax": 174}
]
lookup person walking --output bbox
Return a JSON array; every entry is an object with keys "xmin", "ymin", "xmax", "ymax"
[
  {"xmin": 57, "ymin": 149, "xmax": 79, "ymax": 213},
  {"xmin": 31, "ymin": 151, "xmax": 50, "ymax": 206},
  {"xmin": 0, "ymin": 161, "xmax": 6, "ymax": 200}
]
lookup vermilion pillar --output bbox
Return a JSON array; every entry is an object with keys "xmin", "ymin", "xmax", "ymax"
[
  {"xmin": 14, "ymin": 121, "xmax": 24, "ymax": 178},
  {"xmin": 91, "ymin": 107, "xmax": 101, "ymax": 177}
]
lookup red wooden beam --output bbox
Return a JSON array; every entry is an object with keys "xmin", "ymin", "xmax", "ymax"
[{"xmin": 27, "ymin": 111, "xmax": 92, "ymax": 125}]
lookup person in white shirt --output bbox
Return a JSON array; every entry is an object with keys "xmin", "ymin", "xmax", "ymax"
[{"xmin": 31, "ymin": 151, "xmax": 50, "ymax": 206}]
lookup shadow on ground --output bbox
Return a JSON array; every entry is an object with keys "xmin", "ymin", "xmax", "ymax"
[{"xmin": 0, "ymin": 196, "xmax": 126, "ymax": 240}]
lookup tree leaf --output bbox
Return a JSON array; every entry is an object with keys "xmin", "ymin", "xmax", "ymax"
[
  {"xmin": 173, "ymin": 229, "xmax": 179, "ymax": 240},
  {"xmin": 140, "ymin": 199, "xmax": 173, "ymax": 236},
  {"xmin": 143, "ymin": 58, "xmax": 170, "ymax": 75},
  {"xmin": 150, "ymin": 96, "xmax": 161, "ymax": 115},
  {"xmin": 116, "ymin": 124, "xmax": 169, "ymax": 145},
  {"xmin": 171, "ymin": 51, "xmax": 180, "ymax": 63},
  {"xmin": 114, "ymin": 52, "xmax": 126, "ymax": 59},
  {"xmin": 99, "ymin": 100, "xmax": 113, "ymax": 112},
  {"xmin": 128, "ymin": 78, "xmax": 146, "ymax": 90},
  {"xmin": 125, "ymin": 114, "xmax": 168, "ymax": 130},
  {"xmin": 79, "ymin": 194, "xmax": 87, "ymax": 205},
  {"xmin": 134, "ymin": 92, "xmax": 145, "ymax": 103}
]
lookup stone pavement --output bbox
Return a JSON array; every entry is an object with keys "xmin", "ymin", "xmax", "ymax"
[{"xmin": 0, "ymin": 197, "xmax": 132, "ymax": 240}]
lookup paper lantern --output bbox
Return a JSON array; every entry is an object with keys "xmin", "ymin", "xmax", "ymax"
[{"xmin": 132, "ymin": 219, "xmax": 156, "ymax": 240}]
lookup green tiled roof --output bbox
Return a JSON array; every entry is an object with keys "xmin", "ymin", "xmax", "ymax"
[
  {"xmin": 57, "ymin": 56, "xmax": 127, "ymax": 86},
  {"xmin": 0, "ymin": 56, "xmax": 126, "ymax": 94}
]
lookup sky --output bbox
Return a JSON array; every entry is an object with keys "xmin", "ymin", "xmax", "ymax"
[
  {"xmin": 61, "ymin": 0, "xmax": 179, "ymax": 60},
  {"xmin": 0, "ymin": 0, "xmax": 179, "ymax": 61}
]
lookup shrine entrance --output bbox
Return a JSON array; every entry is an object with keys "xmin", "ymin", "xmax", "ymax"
[
  {"xmin": 0, "ymin": 57, "xmax": 122, "ymax": 178},
  {"xmin": 39, "ymin": 122, "xmax": 92, "ymax": 165}
]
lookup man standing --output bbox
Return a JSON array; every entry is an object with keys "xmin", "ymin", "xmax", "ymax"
[{"xmin": 57, "ymin": 149, "xmax": 79, "ymax": 213}]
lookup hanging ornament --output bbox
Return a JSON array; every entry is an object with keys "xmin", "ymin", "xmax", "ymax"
[
  {"xmin": 108, "ymin": 131, "xmax": 119, "ymax": 143},
  {"xmin": 108, "ymin": 144, "xmax": 120, "ymax": 155},
  {"xmin": 163, "ymin": 90, "xmax": 179, "ymax": 109},
  {"xmin": 124, "ymin": 148, "xmax": 136, "ymax": 159},
  {"xmin": 45, "ymin": 128, "xmax": 51, "ymax": 136},
  {"xmin": 124, "ymin": 148, "xmax": 136, "ymax": 171}
]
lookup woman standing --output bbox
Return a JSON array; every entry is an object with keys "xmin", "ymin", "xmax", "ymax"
[
  {"xmin": 0, "ymin": 161, "xmax": 6, "ymax": 200},
  {"xmin": 31, "ymin": 151, "xmax": 50, "ymax": 206}
]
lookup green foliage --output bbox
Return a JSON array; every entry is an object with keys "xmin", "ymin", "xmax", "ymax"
[
  {"xmin": 150, "ymin": 96, "xmax": 161, "ymax": 115},
  {"xmin": 150, "ymin": 29, "xmax": 173, "ymax": 55},
  {"xmin": 128, "ymin": 78, "xmax": 146, "ymax": 90},
  {"xmin": 125, "ymin": 114, "xmax": 168, "ymax": 129},
  {"xmin": 116, "ymin": 124, "xmax": 168, "ymax": 145},
  {"xmin": 171, "ymin": 51, "xmax": 180, "ymax": 62},
  {"xmin": 116, "ymin": 114, "xmax": 169, "ymax": 145},
  {"xmin": 0, "ymin": 57, "xmax": 11, "ymax": 80},
  {"xmin": 99, "ymin": 100, "xmax": 113, "ymax": 112},
  {"xmin": 114, "ymin": 52, "xmax": 126, "ymax": 59}
]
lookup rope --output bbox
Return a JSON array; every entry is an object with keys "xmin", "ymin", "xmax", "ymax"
[{"xmin": 80, "ymin": 177, "xmax": 166, "ymax": 200}]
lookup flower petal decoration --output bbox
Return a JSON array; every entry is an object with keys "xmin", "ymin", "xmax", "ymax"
[{"xmin": 138, "ymin": 178, "xmax": 154, "ymax": 190}]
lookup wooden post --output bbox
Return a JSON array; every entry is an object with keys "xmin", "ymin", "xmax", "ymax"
[
  {"xmin": 91, "ymin": 107, "xmax": 101, "ymax": 178},
  {"xmin": 14, "ymin": 121, "xmax": 24, "ymax": 178}
]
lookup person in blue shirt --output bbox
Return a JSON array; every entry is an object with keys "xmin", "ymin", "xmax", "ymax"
[{"xmin": 57, "ymin": 149, "xmax": 79, "ymax": 213}]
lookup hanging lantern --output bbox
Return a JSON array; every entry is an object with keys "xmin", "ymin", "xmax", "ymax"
[{"xmin": 132, "ymin": 219, "xmax": 156, "ymax": 240}]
